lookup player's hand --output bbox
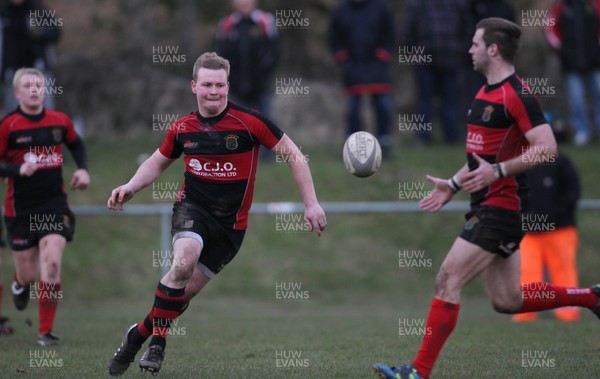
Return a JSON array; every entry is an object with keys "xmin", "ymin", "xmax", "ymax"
[
  {"xmin": 461, "ymin": 153, "xmax": 495, "ymax": 193},
  {"xmin": 107, "ymin": 184, "xmax": 135, "ymax": 211},
  {"xmin": 419, "ymin": 175, "xmax": 454, "ymax": 212},
  {"xmin": 70, "ymin": 169, "xmax": 90, "ymax": 190},
  {"xmin": 304, "ymin": 204, "xmax": 327, "ymax": 237},
  {"xmin": 19, "ymin": 162, "xmax": 37, "ymax": 177}
]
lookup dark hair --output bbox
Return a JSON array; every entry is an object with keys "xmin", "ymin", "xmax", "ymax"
[
  {"xmin": 476, "ymin": 17, "xmax": 521, "ymax": 63},
  {"xmin": 192, "ymin": 52, "xmax": 230, "ymax": 80}
]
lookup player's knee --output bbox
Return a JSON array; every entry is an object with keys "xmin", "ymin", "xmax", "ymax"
[
  {"xmin": 45, "ymin": 262, "xmax": 60, "ymax": 281},
  {"xmin": 168, "ymin": 260, "xmax": 195, "ymax": 282}
]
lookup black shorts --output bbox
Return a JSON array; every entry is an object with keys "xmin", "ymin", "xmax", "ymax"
[
  {"xmin": 171, "ymin": 202, "xmax": 245, "ymax": 277},
  {"xmin": 5, "ymin": 210, "xmax": 76, "ymax": 251},
  {"xmin": 459, "ymin": 206, "xmax": 524, "ymax": 258}
]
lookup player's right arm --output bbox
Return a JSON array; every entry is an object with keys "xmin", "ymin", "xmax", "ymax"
[
  {"xmin": 419, "ymin": 163, "xmax": 470, "ymax": 212},
  {"xmin": 107, "ymin": 149, "xmax": 175, "ymax": 210}
]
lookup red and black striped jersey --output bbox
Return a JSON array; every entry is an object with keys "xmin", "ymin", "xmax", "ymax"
[
  {"xmin": 0, "ymin": 107, "xmax": 81, "ymax": 216},
  {"xmin": 465, "ymin": 74, "xmax": 547, "ymax": 212},
  {"xmin": 159, "ymin": 102, "xmax": 284, "ymax": 230}
]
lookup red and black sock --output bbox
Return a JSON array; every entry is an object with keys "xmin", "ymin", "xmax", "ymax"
[
  {"xmin": 37, "ymin": 281, "xmax": 61, "ymax": 335},
  {"xmin": 129, "ymin": 299, "xmax": 189, "ymax": 346},
  {"xmin": 147, "ymin": 282, "xmax": 186, "ymax": 349},
  {"xmin": 413, "ymin": 297, "xmax": 460, "ymax": 379},
  {"xmin": 520, "ymin": 282, "xmax": 598, "ymax": 312}
]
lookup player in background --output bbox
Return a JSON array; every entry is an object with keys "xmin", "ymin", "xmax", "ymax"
[
  {"xmin": 107, "ymin": 52, "xmax": 326, "ymax": 376},
  {"xmin": 374, "ymin": 18, "xmax": 600, "ymax": 379},
  {"xmin": 0, "ymin": 67, "xmax": 90, "ymax": 346}
]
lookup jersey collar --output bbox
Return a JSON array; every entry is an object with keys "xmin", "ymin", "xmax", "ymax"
[
  {"xmin": 17, "ymin": 106, "xmax": 45, "ymax": 122},
  {"xmin": 195, "ymin": 103, "xmax": 230, "ymax": 127}
]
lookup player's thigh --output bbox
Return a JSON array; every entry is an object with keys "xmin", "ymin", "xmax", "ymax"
[
  {"xmin": 435, "ymin": 237, "xmax": 497, "ymax": 301},
  {"xmin": 481, "ymin": 251, "xmax": 521, "ymax": 311}
]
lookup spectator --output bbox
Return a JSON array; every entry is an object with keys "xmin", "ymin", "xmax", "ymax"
[
  {"xmin": 513, "ymin": 153, "xmax": 582, "ymax": 322},
  {"xmin": 546, "ymin": 0, "xmax": 600, "ymax": 146},
  {"xmin": 329, "ymin": 0, "xmax": 394, "ymax": 158},
  {"xmin": 0, "ymin": 0, "xmax": 61, "ymax": 114},
  {"xmin": 399, "ymin": 0, "xmax": 471, "ymax": 145},
  {"xmin": 215, "ymin": 0, "xmax": 279, "ymax": 118}
]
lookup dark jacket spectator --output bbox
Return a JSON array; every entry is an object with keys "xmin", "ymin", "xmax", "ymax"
[
  {"xmin": 1, "ymin": 0, "xmax": 61, "ymax": 82},
  {"xmin": 328, "ymin": 0, "xmax": 394, "ymax": 94},
  {"xmin": 546, "ymin": 0, "xmax": 600, "ymax": 73},
  {"xmin": 526, "ymin": 153, "xmax": 580, "ymax": 230},
  {"xmin": 215, "ymin": 6, "xmax": 279, "ymax": 101},
  {"xmin": 400, "ymin": 0, "xmax": 471, "ymax": 72}
]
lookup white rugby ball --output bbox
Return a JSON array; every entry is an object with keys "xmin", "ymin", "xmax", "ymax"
[{"xmin": 342, "ymin": 131, "xmax": 382, "ymax": 178}]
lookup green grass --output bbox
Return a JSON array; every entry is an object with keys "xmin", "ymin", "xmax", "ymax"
[{"xmin": 1, "ymin": 139, "xmax": 600, "ymax": 378}]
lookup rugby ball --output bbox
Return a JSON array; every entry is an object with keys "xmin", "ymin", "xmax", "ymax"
[{"xmin": 342, "ymin": 131, "xmax": 382, "ymax": 177}]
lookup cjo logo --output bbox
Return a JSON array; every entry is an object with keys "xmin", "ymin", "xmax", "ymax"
[{"xmin": 188, "ymin": 159, "xmax": 237, "ymax": 178}]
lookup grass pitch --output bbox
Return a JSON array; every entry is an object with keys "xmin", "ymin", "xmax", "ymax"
[{"xmin": 1, "ymin": 140, "xmax": 600, "ymax": 378}]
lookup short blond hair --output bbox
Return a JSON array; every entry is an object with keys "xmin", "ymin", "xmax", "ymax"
[
  {"xmin": 192, "ymin": 52, "xmax": 230, "ymax": 81},
  {"xmin": 13, "ymin": 67, "xmax": 44, "ymax": 89}
]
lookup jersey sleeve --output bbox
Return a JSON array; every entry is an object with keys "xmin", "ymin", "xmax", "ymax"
[
  {"xmin": 63, "ymin": 114, "xmax": 78, "ymax": 144},
  {"xmin": 159, "ymin": 120, "xmax": 184, "ymax": 159},
  {"xmin": 248, "ymin": 112, "xmax": 284, "ymax": 150},
  {"xmin": 507, "ymin": 86, "xmax": 548, "ymax": 134}
]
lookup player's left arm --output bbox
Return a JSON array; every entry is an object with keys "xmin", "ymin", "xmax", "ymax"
[
  {"xmin": 65, "ymin": 136, "xmax": 90, "ymax": 190},
  {"xmin": 461, "ymin": 124, "xmax": 557, "ymax": 193},
  {"xmin": 272, "ymin": 134, "xmax": 327, "ymax": 236}
]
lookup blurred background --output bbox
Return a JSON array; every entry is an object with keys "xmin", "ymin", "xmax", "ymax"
[{"xmin": 0, "ymin": 0, "xmax": 567, "ymax": 146}]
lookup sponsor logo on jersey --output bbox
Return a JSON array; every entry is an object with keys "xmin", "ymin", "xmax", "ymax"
[
  {"xmin": 188, "ymin": 158, "xmax": 238, "ymax": 178},
  {"xmin": 16, "ymin": 135, "xmax": 33, "ymax": 144},
  {"xmin": 482, "ymin": 105, "xmax": 494, "ymax": 122},
  {"xmin": 183, "ymin": 140, "xmax": 198, "ymax": 150},
  {"xmin": 12, "ymin": 237, "xmax": 29, "ymax": 246},
  {"xmin": 466, "ymin": 131, "xmax": 484, "ymax": 151},
  {"xmin": 224, "ymin": 134, "xmax": 239, "ymax": 150}
]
